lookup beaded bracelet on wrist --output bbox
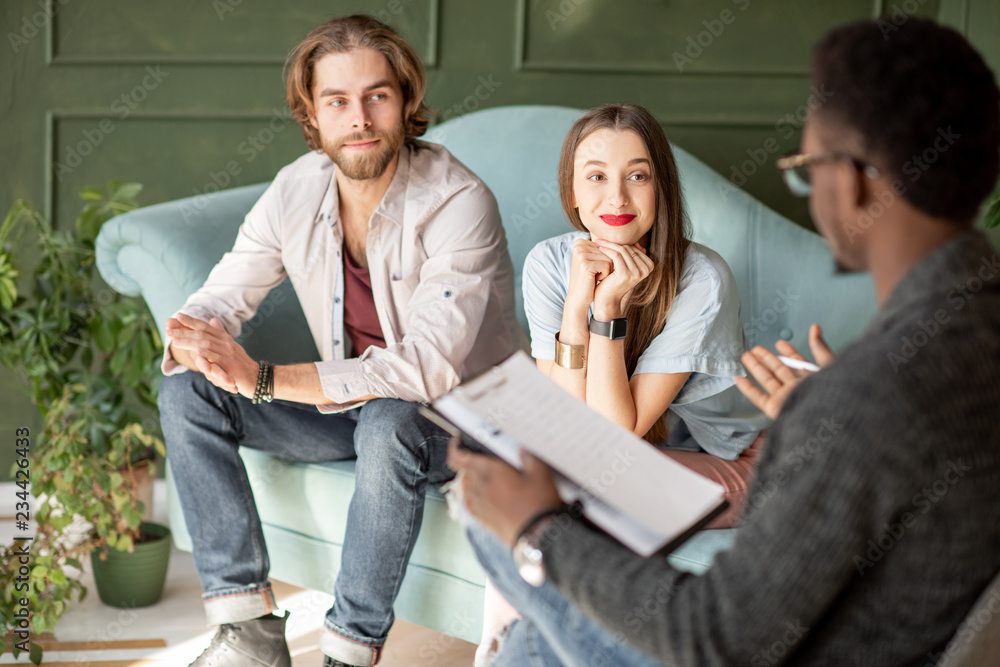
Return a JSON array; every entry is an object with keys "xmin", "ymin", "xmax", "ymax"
[{"xmin": 252, "ymin": 360, "xmax": 274, "ymax": 404}]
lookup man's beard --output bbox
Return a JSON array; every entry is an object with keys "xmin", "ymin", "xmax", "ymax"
[{"xmin": 322, "ymin": 126, "xmax": 404, "ymax": 181}]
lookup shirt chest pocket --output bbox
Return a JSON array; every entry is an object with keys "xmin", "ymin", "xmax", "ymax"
[
  {"xmin": 384, "ymin": 226, "xmax": 428, "ymax": 306},
  {"xmin": 387, "ymin": 269, "xmax": 422, "ymax": 308}
]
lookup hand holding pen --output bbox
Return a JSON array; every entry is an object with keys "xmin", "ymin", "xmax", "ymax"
[{"xmin": 735, "ymin": 324, "xmax": 835, "ymax": 420}]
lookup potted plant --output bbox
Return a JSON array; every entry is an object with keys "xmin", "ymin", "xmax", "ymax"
[
  {"xmin": 38, "ymin": 383, "xmax": 170, "ymax": 608},
  {"xmin": 0, "ymin": 182, "xmax": 165, "ymax": 662}
]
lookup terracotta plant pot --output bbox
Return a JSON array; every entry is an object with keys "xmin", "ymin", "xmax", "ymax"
[{"xmin": 90, "ymin": 521, "xmax": 171, "ymax": 608}]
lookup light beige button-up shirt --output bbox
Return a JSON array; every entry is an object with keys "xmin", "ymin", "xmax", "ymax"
[{"xmin": 162, "ymin": 140, "xmax": 526, "ymax": 412}]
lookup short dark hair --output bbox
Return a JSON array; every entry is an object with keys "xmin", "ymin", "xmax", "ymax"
[{"xmin": 812, "ymin": 17, "xmax": 999, "ymax": 225}]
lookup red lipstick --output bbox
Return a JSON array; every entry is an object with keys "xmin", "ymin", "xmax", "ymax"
[{"xmin": 599, "ymin": 214, "xmax": 636, "ymax": 226}]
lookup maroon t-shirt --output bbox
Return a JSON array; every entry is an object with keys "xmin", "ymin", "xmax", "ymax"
[{"xmin": 343, "ymin": 252, "xmax": 386, "ymax": 356}]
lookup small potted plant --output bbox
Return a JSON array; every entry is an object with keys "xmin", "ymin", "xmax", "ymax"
[{"xmin": 37, "ymin": 383, "xmax": 170, "ymax": 608}]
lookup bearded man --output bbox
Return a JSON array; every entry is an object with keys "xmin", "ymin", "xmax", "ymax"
[{"xmin": 158, "ymin": 14, "xmax": 521, "ymax": 667}]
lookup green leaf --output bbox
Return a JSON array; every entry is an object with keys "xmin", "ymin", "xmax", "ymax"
[
  {"xmin": 0, "ymin": 252, "xmax": 18, "ymax": 309},
  {"xmin": 109, "ymin": 347, "xmax": 128, "ymax": 374},
  {"xmin": 30, "ymin": 641, "xmax": 43, "ymax": 665},
  {"xmin": 76, "ymin": 204, "xmax": 102, "ymax": 244},
  {"xmin": 985, "ymin": 196, "xmax": 1000, "ymax": 229},
  {"xmin": 0, "ymin": 276, "xmax": 16, "ymax": 310},
  {"xmin": 117, "ymin": 322, "xmax": 136, "ymax": 347},
  {"xmin": 124, "ymin": 352, "xmax": 143, "ymax": 386},
  {"xmin": 138, "ymin": 331, "xmax": 153, "ymax": 372},
  {"xmin": 79, "ymin": 185, "xmax": 104, "ymax": 201},
  {"xmin": 112, "ymin": 491, "xmax": 130, "ymax": 511},
  {"xmin": 117, "ymin": 533, "xmax": 134, "ymax": 552},
  {"xmin": 149, "ymin": 323, "xmax": 162, "ymax": 350},
  {"xmin": 94, "ymin": 318, "xmax": 115, "ymax": 353},
  {"xmin": 112, "ymin": 182, "xmax": 143, "ymax": 203},
  {"xmin": 123, "ymin": 505, "xmax": 143, "ymax": 529},
  {"xmin": 0, "ymin": 199, "xmax": 31, "ymax": 247}
]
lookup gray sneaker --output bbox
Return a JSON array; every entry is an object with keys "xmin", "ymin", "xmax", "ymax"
[
  {"xmin": 322, "ymin": 657, "xmax": 361, "ymax": 667},
  {"xmin": 189, "ymin": 612, "xmax": 291, "ymax": 667}
]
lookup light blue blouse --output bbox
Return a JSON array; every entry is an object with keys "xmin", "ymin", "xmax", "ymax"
[{"xmin": 522, "ymin": 231, "xmax": 767, "ymax": 460}]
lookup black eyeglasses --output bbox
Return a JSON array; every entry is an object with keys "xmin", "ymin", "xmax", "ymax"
[{"xmin": 775, "ymin": 152, "xmax": 880, "ymax": 197}]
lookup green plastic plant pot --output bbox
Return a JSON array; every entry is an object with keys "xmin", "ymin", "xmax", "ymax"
[{"xmin": 90, "ymin": 522, "xmax": 172, "ymax": 608}]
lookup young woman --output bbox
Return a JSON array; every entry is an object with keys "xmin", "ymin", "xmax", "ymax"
[
  {"xmin": 476, "ymin": 102, "xmax": 768, "ymax": 665},
  {"xmin": 526, "ymin": 103, "xmax": 764, "ymax": 462}
]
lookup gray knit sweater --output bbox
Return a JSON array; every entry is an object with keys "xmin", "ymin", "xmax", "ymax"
[{"xmin": 541, "ymin": 231, "xmax": 1000, "ymax": 666}]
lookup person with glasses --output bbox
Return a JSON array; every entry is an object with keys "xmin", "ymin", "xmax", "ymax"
[
  {"xmin": 449, "ymin": 16, "xmax": 1000, "ymax": 666},
  {"xmin": 775, "ymin": 152, "xmax": 881, "ymax": 198}
]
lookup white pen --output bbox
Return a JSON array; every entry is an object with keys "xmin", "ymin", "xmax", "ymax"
[{"xmin": 778, "ymin": 355, "xmax": 821, "ymax": 372}]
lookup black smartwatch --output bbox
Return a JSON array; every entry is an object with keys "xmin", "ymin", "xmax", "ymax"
[{"xmin": 589, "ymin": 316, "xmax": 628, "ymax": 340}]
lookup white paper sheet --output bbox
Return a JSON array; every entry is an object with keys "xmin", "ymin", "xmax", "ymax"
[{"xmin": 434, "ymin": 352, "xmax": 726, "ymax": 556}]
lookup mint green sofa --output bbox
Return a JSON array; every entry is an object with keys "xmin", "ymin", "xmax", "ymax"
[{"xmin": 95, "ymin": 105, "xmax": 876, "ymax": 642}]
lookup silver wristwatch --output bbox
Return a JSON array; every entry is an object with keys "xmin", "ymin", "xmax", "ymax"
[{"xmin": 512, "ymin": 514, "xmax": 558, "ymax": 587}]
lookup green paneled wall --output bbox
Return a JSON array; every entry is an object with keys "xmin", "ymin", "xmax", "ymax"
[{"xmin": 1, "ymin": 0, "xmax": 997, "ymax": 480}]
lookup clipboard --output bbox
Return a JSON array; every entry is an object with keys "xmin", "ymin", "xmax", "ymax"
[
  {"xmin": 418, "ymin": 403, "xmax": 501, "ymax": 460},
  {"xmin": 421, "ymin": 351, "xmax": 729, "ymax": 558}
]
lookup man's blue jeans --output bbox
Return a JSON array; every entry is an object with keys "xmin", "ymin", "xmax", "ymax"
[
  {"xmin": 465, "ymin": 521, "xmax": 662, "ymax": 667},
  {"xmin": 159, "ymin": 371, "xmax": 453, "ymax": 666}
]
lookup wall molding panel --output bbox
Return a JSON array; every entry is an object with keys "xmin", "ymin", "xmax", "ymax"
[{"xmin": 45, "ymin": 0, "xmax": 441, "ymax": 68}]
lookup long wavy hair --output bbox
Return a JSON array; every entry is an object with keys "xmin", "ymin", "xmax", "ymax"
[
  {"xmin": 284, "ymin": 14, "xmax": 431, "ymax": 151},
  {"xmin": 558, "ymin": 104, "xmax": 691, "ymax": 444}
]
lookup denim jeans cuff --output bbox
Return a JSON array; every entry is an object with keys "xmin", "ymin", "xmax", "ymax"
[
  {"xmin": 321, "ymin": 620, "xmax": 383, "ymax": 666},
  {"xmin": 203, "ymin": 583, "xmax": 278, "ymax": 626}
]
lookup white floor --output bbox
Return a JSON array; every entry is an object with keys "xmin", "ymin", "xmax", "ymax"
[{"xmin": 0, "ymin": 481, "xmax": 476, "ymax": 666}]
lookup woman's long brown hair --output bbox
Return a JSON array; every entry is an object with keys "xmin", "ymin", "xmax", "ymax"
[{"xmin": 558, "ymin": 104, "xmax": 691, "ymax": 444}]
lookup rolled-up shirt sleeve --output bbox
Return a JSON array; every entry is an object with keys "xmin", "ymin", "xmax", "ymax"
[
  {"xmin": 522, "ymin": 236, "xmax": 575, "ymax": 361},
  {"xmin": 633, "ymin": 247, "xmax": 747, "ymax": 400}
]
